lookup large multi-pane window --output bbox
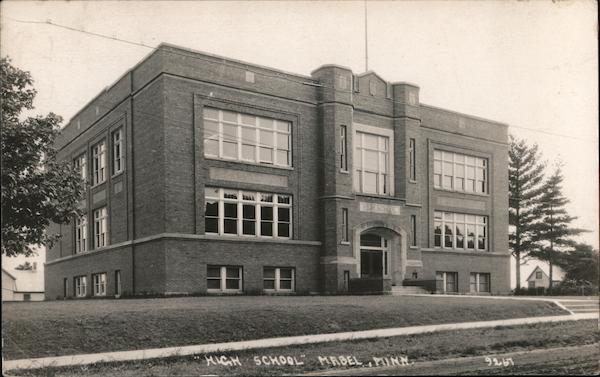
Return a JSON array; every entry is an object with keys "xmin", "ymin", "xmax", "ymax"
[
  {"xmin": 204, "ymin": 188, "xmax": 291, "ymax": 238},
  {"xmin": 434, "ymin": 211, "xmax": 487, "ymax": 251},
  {"xmin": 207, "ymin": 266, "xmax": 242, "ymax": 292},
  {"xmin": 92, "ymin": 273, "xmax": 106, "ymax": 296},
  {"xmin": 354, "ymin": 131, "xmax": 390, "ymax": 195},
  {"xmin": 470, "ymin": 273, "xmax": 490, "ymax": 293},
  {"xmin": 75, "ymin": 215, "xmax": 87, "ymax": 254},
  {"xmin": 263, "ymin": 267, "xmax": 295, "ymax": 292},
  {"xmin": 112, "ymin": 128, "xmax": 124, "ymax": 175},
  {"xmin": 91, "ymin": 141, "xmax": 106, "ymax": 186},
  {"xmin": 93, "ymin": 207, "xmax": 108, "ymax": 248},
  {"xmin": 74, "ymin": 154, "xmax": 87, "ymax": 186},
  {"xmin": 74, "ymin": 276, "xmax": 87, "ymax": 297},
  {"xmin": 433, "ymin": 150, "xmax": 487, "ymax": 194},
  {"xmin": 203, "ymin": 108, "xmax": 291, "ymax": 166},
  {"xmin": 436, "ymin": 271, "xmax": 458, "ymax": 293}
]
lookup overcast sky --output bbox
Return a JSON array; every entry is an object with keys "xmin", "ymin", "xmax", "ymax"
[{"xmin": 2, "ymin": 0, "xmax": 598, "ymax": 257}]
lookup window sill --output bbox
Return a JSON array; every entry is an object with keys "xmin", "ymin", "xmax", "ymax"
[
  {"xmin": 90, "ymin": 181, "xmax": 106, "ymax": 190},
  {"xmin": 206, "ymin": 290, "xmax": 243, "ymax": 295},
  {"xmin": 111, "ymin": 171, "xmax": 124, "ymax": 179},
  {"xmin": 355, "ymin": 193, "xmax": 403, "ymax": 201},
  {"xmin": 421, "ymin": 248, "xmax": 507, "ymax": 256},
  {"xmin": 205, "ymin": 156, "xmax": 294, "ymax": 171},
  {"xmin": 433, "ymin": 187, "xmax": 489, "ymax": 198},
  {"xmin": 205, "ymin": 233, "xmax": 292, "ymax": 241},
  {"xmin": 340, "ymin": 241, "xmax": 350, "ymax": 245},
  {"xmin": 408, "ymin": 179, "xmax": 417, "ymax": 184},
  {"xmin": 409, "ymin": 246, "xmax": 419, "ymax": 249},
  {"xmin": 339, "ymin": 170, "xmax": 350, "ymax": 174}
]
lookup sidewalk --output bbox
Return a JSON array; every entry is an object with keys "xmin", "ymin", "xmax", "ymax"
[{"xmin": 3, "ymin": 312, "xmax": 596, "ymax": 371}]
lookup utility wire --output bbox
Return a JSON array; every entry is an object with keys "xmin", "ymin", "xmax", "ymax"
[{"xmin": 5, "ymin": 16, "xmax": 598, "ymax": 144}]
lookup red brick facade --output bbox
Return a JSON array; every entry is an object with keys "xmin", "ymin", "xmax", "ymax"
[{"xmin": 45, "ymin": 44, "xmax": 510, "ymax": 299}]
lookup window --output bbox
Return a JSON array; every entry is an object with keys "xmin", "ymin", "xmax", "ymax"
[
  {"xmin": 528, "ymin": 281, "xmax": 535, "ymax": 288},
  {"xmin": 74, "ymin": 276, "xmax": 87, "ymax": 297},
  {"xmin": 24, "ymin": 293, "xmax": 31, "ymax": 301},
  {"xmin": 203, "ymin": 108, "xmax": 291, "ymax": 167},
  {"xmin": 436, "ymin": 271, "xmax": 458, "ymax": 293},
  {"xmin": 91, "ymin": 141, "xmax": 106, "ymax": 185},
  {"xmin": 354, "ymin": 131, "xmax": 390, "ymax": 195},
  {"xmin": 74, "ymin": 153, "xmax": 87, "ymax": 186},
  {"xmin": 409, "ymin": 138, "xmax": 416, "ymax": 181},
  {"xmin": 411, "ymin": 215, "xmax": 417, "ymax": 247},
  {"xmin": 63, "ymin": 278, "xmax": 68, "ymax": 298},
  {"xmin": 434, "ymin": 211, "xmax": 487, "ymax": 251},
  {"xmin": 433, "ymin": 150, "xmax": 487, "ymax": 194},
  {"xmin": 341, "ymin": 208, "xmax": 349, "ymax": 242},
  {"xmin": 470, "ymin": 273, "xmax": 490, "ymax": 293},
  {"xmin": 535, "ymin": 271, "xmax": 543, "ymax": 279},
  {"xmin": 75, "ymin": 215, "xmax": 87, "ymax": 254},
  {"xmin": 93, "ymin": 207, "xmax": 108, "ymax": 248},
  {"xmin": 369, "ymin": 80, "xmax": 377, "ymax": 96},
  {"xmin": 93, "ymin": 273, "xmax": 106, "ymax": 296},
  {"xmin": 340, "ymin": 126, "xmax": 348, "ymax": 171},
  {"xmin": 112, "ymin": 128, "xmax": 124, "ymax": 175},
  {"xmin": 263, "ymin": 267, "xmax": 295, "ymax": 292},
  {"xmin": 204, "ymin": 188, "xmax": 291, "ymax": 238},
  {"xmin": 207, "ymin": 266, "xmax": 242, "ymax": 292},
  {"xmin": 115, "ymin": 270, "xmax": 121, "ymax": 296}
]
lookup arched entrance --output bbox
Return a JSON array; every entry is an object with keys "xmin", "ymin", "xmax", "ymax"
[{"xmin": 353, "ymin": 221, "xmax": 407, "ymax": 287}]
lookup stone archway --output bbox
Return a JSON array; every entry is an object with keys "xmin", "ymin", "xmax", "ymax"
[{"xmin": 352, "ymin": 221, "xmax": 407, "ymax": 286}]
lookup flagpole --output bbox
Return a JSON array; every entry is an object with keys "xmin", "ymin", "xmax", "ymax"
[{"xmin": 364, "ymin": 0, "xmax": 369, "ymax": 72}]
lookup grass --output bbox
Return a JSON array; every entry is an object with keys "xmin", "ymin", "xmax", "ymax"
[
  {"xmin": 9, "ymin": 320, "xmax": 598, "ymax": 376},
  {"xmin": 2, "ymin": 295, "xmax": 565, "ymax": 360}
]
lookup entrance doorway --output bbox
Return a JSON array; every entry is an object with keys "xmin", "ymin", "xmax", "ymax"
[{"xmin": 360, "ymin": 233, "xmax": 389, "ymax": 278}]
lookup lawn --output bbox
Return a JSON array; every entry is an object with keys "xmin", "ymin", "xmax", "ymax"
[
  {"xmin": 9, "ymin": 320, "xmax": 598, "ymax": 376},
  {"xmin": 2, "ymin": 295, "xmax": 565, "ymax": 360}
]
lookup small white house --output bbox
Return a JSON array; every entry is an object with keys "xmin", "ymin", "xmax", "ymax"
[
  {"xmin": 526, "ymin": 266, "xmax": 562, "ymax": 289},
  {"xmin": 2, "ymin": 267, "xmax": 44, "ymax": 301},
  {"xmin": 2, "ymin": 249, "xmax": 45, "ymax": 301}
]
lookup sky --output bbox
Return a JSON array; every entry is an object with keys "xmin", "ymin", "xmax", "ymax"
[{"xmin": 1, "ymin": 1, "xmax": 598, "ymax": 286}]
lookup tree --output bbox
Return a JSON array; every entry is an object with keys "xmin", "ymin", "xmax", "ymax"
[
  {"xmin": 1, "ymin": 57, "xmax": 84, "ymax": 257},
  {"xmin": 508, "ymin": 136, "xmax": 546, "ymax": 290},
  {"xmin": 529, "ymin": 166, "xmax": 587, "ymax": 292},
  {"xmin": 557, "ymin": 243, "xmax": 599, "ymax": 286}
]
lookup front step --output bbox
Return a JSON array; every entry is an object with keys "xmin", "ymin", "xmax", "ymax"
[{"xmin": 391, "ymin": 286, "xmax": 430, "ymax": 295}]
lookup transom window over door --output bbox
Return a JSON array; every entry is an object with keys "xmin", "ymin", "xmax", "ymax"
[{"xmin": 354, "ymin": 128, "xmax": 392, "ymax": 195}]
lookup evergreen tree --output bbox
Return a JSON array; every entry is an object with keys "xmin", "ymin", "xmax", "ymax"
[
  {"xmin": 529, "ymin": 166, "xmax": 587, "ymax": 292},
  {"xmin": 508, "ymin": 136, "xmax": 546, "ymax": 290},
  {"xmin": 1, "ymin": 57, "xmax": 84, "ymax": 257},
  {"xmin": 557, "ymin": 242, "xmax": 599, "ymax": 286}
]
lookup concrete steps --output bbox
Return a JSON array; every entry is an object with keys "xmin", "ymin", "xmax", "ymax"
[
  {"xmin": 391, "ymin": 286, "xmax": 430, "ymax": 296},
  {"xmin": 558, "ymin": 299, "xmax": 599, "ymax": 314}
]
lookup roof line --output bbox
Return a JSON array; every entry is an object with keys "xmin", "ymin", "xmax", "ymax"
[
  {"xmin": 2, "ymin": 268, "xmax": 17, "ymax": 280},
  {"xmin": 420, "ymin": 103, "xmax": 509, "ymax": 127}
]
